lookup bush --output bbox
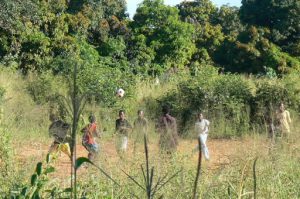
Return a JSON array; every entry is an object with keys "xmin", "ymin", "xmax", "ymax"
[
  {"xmin": 157, "ymin": 69, "xmax": 253, "ymax": 137},
  {"xmin": 282, "ymin": 73, "xmax": 300, "ymax": 112},
  {"xmin": 48, "ymin": 39, "xmax": 137, "ymax": 107},
  {"xmin": 155, "ymin": 66, "xmax": 300, "ymax": 138},
  {"xmin": 253, "ymin": 76, "xmax": 300, "ymax": 127},
  {"xmin": 26, "ymin": 71, "xmax": 66, "ymax": 104},
  {"xmin": 76, "ymin": 63, "xmax": 137, "ymax": 107},
  {"xmin": 253, "ymin": 80, "xmax": 288, "ymax": 124}
]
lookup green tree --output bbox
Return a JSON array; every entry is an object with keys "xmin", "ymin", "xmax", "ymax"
[
  {"xmin": 214, "ymin": 5, "xmax": 244, "ymax": 38},
  {"xmin": 177, "ymin": 0, "xmax": 224, "ymax": 66},
  {"xmin": 132, "ymin": 0, "xmax": 196, "ymax": 74},
  {"xmin": 126, "ymin": 34, "xmax": 156, "ymax": 75},
  {"xmin": 100, "ymin": 0, "xmax": 128, "ymax": 19},
  {"xmin": 177, "ymin": 0, "xmax": 217, "ymax": 24},
  {"xmin": 240, "ymin": 0, "xmax": 300, "ymax": 56},
  {"xmin": 0, "ymin": 0, "xmax": 41, "ymax": 63},
  {"xmin": 215, "ymin": 26, "xmax": 300, "ymax": 73},
  {"xmin": 0, "ymin": 0, "xmax": 40, "ymax": 33}
]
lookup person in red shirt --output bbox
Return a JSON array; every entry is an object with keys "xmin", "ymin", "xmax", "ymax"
[{"xmin": 82, "ymin": 115, "xmax": 100, "ymax": 161}]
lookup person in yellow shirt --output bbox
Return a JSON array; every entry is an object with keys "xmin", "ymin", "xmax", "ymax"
[{"xmin": 276, "ymin": 103, "xmax": 292, "ymax": 138}]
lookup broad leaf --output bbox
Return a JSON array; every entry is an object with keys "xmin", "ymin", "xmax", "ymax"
[{"xmin": 75, "ymin": 157, "xmax": 93, "ymax": 170}]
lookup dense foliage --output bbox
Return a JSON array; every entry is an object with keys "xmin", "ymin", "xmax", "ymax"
[
  {"xmin": 0, "ymin": 1, "xmax": 300, "ymax": 198},
  {"xmin": 155, "ymin": 67, "xmax": 300, "ymax": 137},
  {"xmin": 1, "ymin": 0, "xmax": 299, "ymax": 131},
  {"xmin": 0, "ymin": 0, "xmax": 299, "ymax": 77}
]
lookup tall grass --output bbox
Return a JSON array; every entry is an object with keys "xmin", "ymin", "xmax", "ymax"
[
  {"xmin": 0, "ymin": 67, "xmax": 300, "ymax": 198},
  {"xmin": 0, "ymin": 68, "xmax": 49, "ymax": 143}
]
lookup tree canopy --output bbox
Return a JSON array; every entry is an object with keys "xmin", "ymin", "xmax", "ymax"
[{"xmin": 0, "ymin": 0, "xmax": 299, "ymax": 76}]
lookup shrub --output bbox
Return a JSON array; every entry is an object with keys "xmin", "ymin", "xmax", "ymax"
[
  {"xmin": 212, "ymin": 75, "xmax": 252, "ymax": 105},
  {"xmin": 253, "ymin": 80, "xmax": 288, "ymax": 125},
  {"xmin": 76, "ymin": 64, "xmax": 137, "ymax": 107},
  {"xmin": 157, "ymin": 69, "xmax": 253, "ymax": 137},
  {"xmin": 282, "ymin": 73, "xmax": 300, "ymax": 112},
  {"xmin": 149, "ymin": 67, "xmax": 300, "ymax": 138},
  {"xmin": 26, "ymin": 71, "xmax": 66, "ymax": 104}
]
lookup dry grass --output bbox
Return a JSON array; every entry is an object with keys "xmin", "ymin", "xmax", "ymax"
[{"xmin": 1, "ymin": 69, "xmax": 300, "ymax": 198}]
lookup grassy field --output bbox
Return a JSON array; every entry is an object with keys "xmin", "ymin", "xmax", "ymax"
[{"xmin": 0, "ymin": 69, "xmax": 300, "ymax": 198}]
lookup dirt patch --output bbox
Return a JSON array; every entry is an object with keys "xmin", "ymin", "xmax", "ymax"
[{"xmin": 15, "ymin": 137, "xmax": 268, "ymax": 183}]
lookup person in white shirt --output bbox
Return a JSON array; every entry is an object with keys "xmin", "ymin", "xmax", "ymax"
[{"xmin": 194, "ymin": 112, "xmax": 210, "ymax": 160}]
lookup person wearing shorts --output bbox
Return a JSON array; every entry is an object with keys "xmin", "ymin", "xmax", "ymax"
[
  {"xmin": 48, "ymin": 114, "xmax": 71, "ymax": 160},
  {"xmin": 133, "ymin": 110, "xmax": 148, "ymax": 153},
  {"xmin": 82, "ymin": 115, "xmax": 100, "ymax": 161},
  {"xmin": 156, "ymin": 105, "xmax": 178, "ymax": 153},
  {"xmin": 115, "ymin": 110, "xmax": 132, "ymax": 154}
]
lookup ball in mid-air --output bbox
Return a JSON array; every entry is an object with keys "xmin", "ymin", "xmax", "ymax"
[{"xmin": 116, "ymin": 88, "xmax": 125, "ymax": 97}]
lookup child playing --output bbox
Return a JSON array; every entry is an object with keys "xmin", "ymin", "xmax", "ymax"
[
  {"xmin": 48, "ymin": 114, "xmax": 71, "ymax": 160},
  {"xmin": 82, "ymin": 115, "xmax": 100, "ymax": 161}
]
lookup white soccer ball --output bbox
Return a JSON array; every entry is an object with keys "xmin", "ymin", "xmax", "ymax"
[{"xmin": 116, "ymin": 88, "xmax": 125, "ymax": 97}]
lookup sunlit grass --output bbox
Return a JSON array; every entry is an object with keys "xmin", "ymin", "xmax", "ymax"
[{"xmin": 0, "ymin": 69, "xmax": 300, "ymax": 198}]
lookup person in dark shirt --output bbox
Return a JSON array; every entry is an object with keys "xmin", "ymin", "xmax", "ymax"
[
  {"xmin": 115, "ymin": 110, "xmax": 132, "ymax": 154},
  {"xmin": 156, "ymin": 105, "xmax": 178, "ymax": 153},
  {"xmin": 48, "ymin": 114, "xmax": 71, "ymax": 160},
  {"xmin": 133, "ymin": 110, "xmax": 148, "ymax": 153}
]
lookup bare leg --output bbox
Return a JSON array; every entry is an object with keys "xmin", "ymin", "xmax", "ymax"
[
  {"xmin": 88, "ymin": 152, "xmax": 95, "ymax": 161},
  {"xmin": 58, "ymin": 143, "xmax": 72, "ymax": 160},
  {"xmin": 48, "ymin": 142, "xmax": 59, "ymax": 154}
]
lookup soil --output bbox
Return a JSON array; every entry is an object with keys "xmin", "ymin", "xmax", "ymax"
[{"xmin": 15, "ymin": 136, "xmax": 268, "ymax": 183}]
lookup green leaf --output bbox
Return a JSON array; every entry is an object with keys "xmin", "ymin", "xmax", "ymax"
[
  {"xmin": 51, "ymin": 187, "xmax": 57, "ymax": 197},
  {"xmin": 21, "ymin": 187, "xmax": 28, "ymax": 196},
  {"xmin": 36, "ymin": 162, "xmax": 42, "ymax": 176},
  {"xmin": 31, "ymin": 174, "xmax": 38, "ymax": 186},
  {"xmin": 33, "ymin": 190, "xmax": 41, "ymax": 199},
  {"xmin": 46, "ymin": 153, "xmax": 51, "ymax": 163},
  {"xmin": 63, "ymin": 187, "xmax": 73, "ymax": 193},
  {"xmin": 75, "ymin": 157, "xmax": 93, "ymax": 170},
  {"xmin": 44, "ymin": 166, "xmax": 55, "ymax": 174}
]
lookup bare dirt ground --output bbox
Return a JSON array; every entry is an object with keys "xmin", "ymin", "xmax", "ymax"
[{"xmin": 15, "ymin": 136, "xmax": 268, "ymax": 184}]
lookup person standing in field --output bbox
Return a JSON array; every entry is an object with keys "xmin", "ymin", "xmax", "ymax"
[
  {"xmin": 276, "ymin": 102, "xmax": 292, "ymax": 138},
  {"xmin": 48, "ymin": 114, "xmax": 72, "ymax": 160},
  {"xmin": 133, "ymin": 110, "xmax": 148, "ymax": 153},
  {"xmin": 157, "ymin": 105, "xmax": 178, "ymax": 153},
  {"xmin": 115, "ymin": 110, "xmax": 132, "ymax": 154},
  {"xmin": 81, "ymin": 115, "xmax": 101, "ymax": 161},
  {"xmin": 194, "ymin": 112, "xmax": 210, "ymax": 160}
]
